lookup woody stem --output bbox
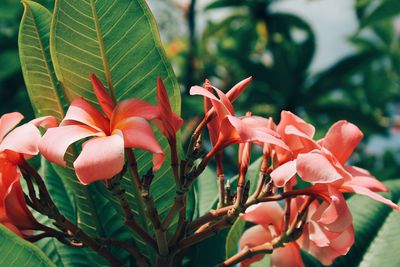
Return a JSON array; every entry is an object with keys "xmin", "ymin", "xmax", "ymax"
[{"xmin": 19, "ymin": 161, "xmax": 122, "ymax": 267}]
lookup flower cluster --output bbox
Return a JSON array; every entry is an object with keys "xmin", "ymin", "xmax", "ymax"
[
  {"xmin": 0, "ymin": 75, "xmax": 398, "ymax": 266},
  {"xmin": 190, "ymin": 79, "xmax": 399, "ymax": 266}
]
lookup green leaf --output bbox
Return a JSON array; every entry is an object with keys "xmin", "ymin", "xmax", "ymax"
[
  {"xmin": 225, "ymin": 218, "xmax": 246, "ymax": 258},
  {"xmin": 195, "ymin": 165, "xmax": 218, "ymax": 216},
  {"xmin": 19, "ymin": 0, "xmax": 66, "ymax": 121},
  {"xmin": 0, "ymin": 225, "xmax": 55, "ymax": 267},
  {"xmin": 50, "ymin": 0, "xmax": 181, "ymax": 259},
  {"xmin": 361, "ymin": 0, "xmax": 400, "ymax": 27},
  {"xmin": 19, "ymin": 0, "xmax": 104, "ymax": 240}
]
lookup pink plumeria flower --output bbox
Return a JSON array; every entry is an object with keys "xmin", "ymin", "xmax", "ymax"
[
  {"xmin": 271, "ymin": 114, "xmax": 400, "ymax": 210},
  {"xmin": 190, "ymin": 80, "xmax": 289, "ymax": 160},
  {"xmin": 0, "ymin": 112, "xmax": 56, "ymax": 235},
  {"xmin": 239, "ymin": 202, "xmax": 304, "ymax": 267},
  {"xmin": 40, "ymin": 74, "xmax": 166, "ymax": 185},
  {"xmin": 239, "ymin": 187, "xmax": 354, "ymax": 266}
]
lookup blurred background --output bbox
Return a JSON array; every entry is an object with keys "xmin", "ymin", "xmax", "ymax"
[{"xmin": 1, "ymin": 0, "xmax": 399, "ymax": 179}]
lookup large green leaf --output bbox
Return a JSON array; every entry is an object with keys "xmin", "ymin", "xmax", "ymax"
[
  {"xmin": 50, "ymin": 0, "xmax": 181, "ymax": 259},
  {"xmin": 0, "ymin": 225, "xmax": 55, "ymax": 267},
  {"xmin": 19, "ymin": 0, "xmax": 105, "ymax": 239}
]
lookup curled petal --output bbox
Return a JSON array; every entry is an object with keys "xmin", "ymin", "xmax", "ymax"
[
  {"xmin": 40, "ymin": 125, "xmax": 101, "ymax": 166},
  {"xmin": 320, "ymin": 121, "xmax": 363, "ymax": 164},
  {"xmin": 73, "ymin": 132, "xmax": 125, "ymax": 185},
  {"xmin": 0, "ymin": 112, "xmax": 24, "ymax": 142},
  {"xmin": 239, "ymin": 225, "xmax": 272, "ymax": 267},
  {"xmin": 315, "ymin": 186, "xmax": 353, "ymax": 232},
  {"xmin": 29, "ymin": 116, "xmax": 58, "ymax": 129},
  {"xmin": 90, "ymin": 73, "xmax": 116, "ymax": 119},
  {"xmin": 0, "ymin": 124, "xmax": 42, "ymax": 157},
  {"xmin": 301, "ymin": 225, "xmax": 354, "ymax": 265},
  {"xmin": 277, "ymin": 111, "xmax": 315, "ymax": 139},
  {"xmin": 115, "ymin": 117, "xmax": 165, "ymax": 171},
  {"xmin": 111, "ymin": 99, "xmax": 160, "ymax": 128},
  {"xmin": 61, "ymin": 98, "xmax": 109, "ymax": 133},
  {"xmin": 189, "ymin": 85, "xmax": 219, "ymax": 100},
  {"xmin": 271, "ymin": 160, "xmax": 297, "ymax": 187}
]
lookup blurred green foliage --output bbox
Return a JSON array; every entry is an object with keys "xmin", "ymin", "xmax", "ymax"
[{"xmin": 167, "ymin": 0, "xmax": 400, "ymax": 178}]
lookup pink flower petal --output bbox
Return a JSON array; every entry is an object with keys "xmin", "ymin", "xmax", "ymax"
[
  {"xmin": 239, "ymin": 225, "xmax": 272, "ymax": 267},
  {"xmin": 278, "ymin": 111, "xmax": 315, "ymax": 138},
  {"xmin": 90, "ymin": 73, "xmax": 116, "ymax": 119},
  {"xmin": 297, "ymin": 151, "xmax": 344, "ymax": 184},
  {"xmin": 61, "ymin": 97, "xmax": 109, "ymax": 133},
  {"xmin": 73, "ymin": 132, "xmax": 125, "ymax": 185},
  {"xmin": 189, "ymin": 85, "xmax": 219, "ymax": 100},
  {"xmin": 316, "ymin": 186, "xmax": 352, "ymax": 232},
  {"xmin": 321, "ymin": 120, "xmax": 363, "ymax": 164},
  {"xmin": 226, "ymin": 77, "xmax": 252, "ymax": 102},
  {"xmin": 29, "ymin": 116, "xmax": 58, "ymax": 129},
  {"xmin": 342, "ymin": 184, "xmax": 400, "ymax": 210},
  {"xmin": 156, "ymin": 78, "xmax": 183, "ymax": 140},
  {"xmin": 271, "ymin": 243, "xmax": 304, "ymax": 267},
  {"xmin": 0, "ymin": 124, "xmax": 41, "ymax": 156},
  {"xmin": 114, "ymin": 117, "xmax": 165, "ymax": 171},
  {"xmin": 271, "ymin": 160, "xmax": 297, "ymax": 187},
  {"xmin": 241, "ymin": 202, "xmax": 283, "ymax": 229},
  {"xmin": 0, "ymin": 112, "xmax": 24, "ymax": 142},
  {"xmin": 39, "ymin": 125, "xmax": 100, "ymax": 166},
  {"xmin": 111, "ymin": 99, "xmax": 160, "ymax": 128}
]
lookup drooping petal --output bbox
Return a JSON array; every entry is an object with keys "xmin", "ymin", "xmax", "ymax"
[
  {"xmin": 39, "ymin": 125, "xmax": 101, "ymax": 166},
  {"xmin": 344, "ymin": 166, "xmax": 387, "ymax": 192},
  {"xmin": 271, "ymin": 243, "xmax": 304, "ymax": 267},
  {"xmin": 342, "ymin": 184, "xmax": 400, "ymax": 210},
  {"xmin": 61, "ymin": 97, "xmax": 109, "ymax": 133},
  {"xmin": 111, "ymin": 99, "xmax": 160, "ymax": 128},
  {"xmin": 114, "ymin": 117, "xmax": 165, "ymax": 171},
  {"xmin": 73, "ymin": 132, "xmax": 125, "ymax": 185},
  {"xmin": 320, "ymin": 120, "xmax": 363, "ymax": 165},
  {"xmin": 0, "ymin": 112, "xmax": 24, "ymax": 142},
  {"xmin": 90, "ymin": 73, "xmax": 116, "ymax": 119},
  {"xmin": 271, "ymin": 160, "xmax": 297, "ymax": 187},
  {"xmin": 241, "ymin": 202, "xmax": 283, "ymax": 230},
  {"xmin": 239, "ymin": 225, "xmax": 273, "ymax": 267},
  {"xmin": 296, "ymin": 151, "xmax": 344, "ymax": 184},
  {"xmin": 189, "ymin": 85, "xmax": 219, "ymax": 100}
]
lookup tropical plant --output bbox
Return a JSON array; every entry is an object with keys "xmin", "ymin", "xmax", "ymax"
[{"xmin": 0, "ymin": 0, "xmax": 399, "ymax": 267}]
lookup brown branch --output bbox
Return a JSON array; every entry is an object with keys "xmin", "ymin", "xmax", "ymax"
[{"xmin": 19, "ymin": 160, "xmax": 122, "ymax": 267}]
